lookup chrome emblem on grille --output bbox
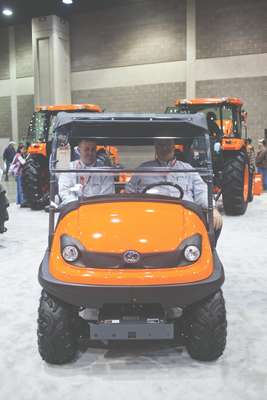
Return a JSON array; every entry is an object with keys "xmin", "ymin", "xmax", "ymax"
[{"xmin": 123, "ymin": 250, "xmax": 141, "ymax": 264}]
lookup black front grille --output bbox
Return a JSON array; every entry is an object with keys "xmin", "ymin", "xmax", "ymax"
[
  {"xmin": 80, "ymin": 249, "xmax": 184, "ymax": 269},
  {"xmin": 60, "ymin": 234, "xmax": 202, "ymax": 269}
]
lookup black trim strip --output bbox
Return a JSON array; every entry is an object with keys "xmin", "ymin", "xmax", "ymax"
[{"xmin": 60, "ymin": 234, "xmax": 202, "ymax": 269}]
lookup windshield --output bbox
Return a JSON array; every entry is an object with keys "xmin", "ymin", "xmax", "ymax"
[
  {"xmin": 51, "ymin": 131, "xmax": 211, "ymax": 210},
  {"xmin": 179, "ymin": 104, "xmax": 232, "ymax": 119}
]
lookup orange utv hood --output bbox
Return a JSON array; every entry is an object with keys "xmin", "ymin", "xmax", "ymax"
[{"xmin": 50, "ymin": 200, "xmax": 213, "ymax": 286}]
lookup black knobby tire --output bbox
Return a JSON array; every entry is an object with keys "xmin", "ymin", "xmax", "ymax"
[
  {"xmin": 22, "ymin": 156, "xmax": 49, "ymax": 210},
  {"xmin": 222, "ymin": 150, "xmax": 250, "ymax": 215},
  {"xmin": 0, "ymin": 185, "xmax": 9, "ymax": 233},
  {"xmin": 37, "ymin": 290, "xmax": 79, "ymax": 364},
  {"xmin": 183, "ymin": 290, "xmax": 227, "ymax": 362}
]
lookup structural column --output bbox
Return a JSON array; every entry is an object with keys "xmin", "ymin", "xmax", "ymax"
[
  {"xmin": 8, "ymin": 26, "xmax": 19, "ymax": 143},
  {"xmin": 32, "ymin": 15, "xmax": 71, "ymax": 106},
  {"xmin": 186, "ymin": 0, "xmax": 196, "ymax": 98}
]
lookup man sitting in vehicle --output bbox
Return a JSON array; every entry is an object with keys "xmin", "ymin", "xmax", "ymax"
[
  {"xmin": 59, "ymin": 139, "xmax": 115, "ymax": 204},
  {"xmin": 125, "ymin": 138, "xmax": 222, "ymax": 235}
]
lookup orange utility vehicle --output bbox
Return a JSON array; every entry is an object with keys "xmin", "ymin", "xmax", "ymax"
[
  {"xmin": 22, "ymin": 104, "xmax": 103, "ymax": 209},
  {"xmin": 166, "ymin": 97, "xmax": 253, "ymax": 215},
  {"xmin": 37, "ymin": 112, "xmax": 227, "ymax": 364}
]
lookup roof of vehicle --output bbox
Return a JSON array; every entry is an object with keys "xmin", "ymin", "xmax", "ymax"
[
  {"xmin": 35, "ymin": 103, "xmax": 102, "ymax": 112},
  {"xmin": 175, "ymin": 97, "xmax": 243, "ymax": 107},
  {"xmin": 53, "ymin": 112, "xmax": 209, "ymax": 140}
]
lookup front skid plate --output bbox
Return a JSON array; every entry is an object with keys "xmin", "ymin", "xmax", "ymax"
[{"xmin": 89, "ymin": 321, "xmax": 174, "ymax": 340}]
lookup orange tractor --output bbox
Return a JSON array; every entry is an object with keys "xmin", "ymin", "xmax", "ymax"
[
  {"xmin": 22, "ymin": 104, "xmax": 105, "ymax": 210},
  {"xmin": 166, "ymin": 97, "xmax": 253, "ymax": 215}
]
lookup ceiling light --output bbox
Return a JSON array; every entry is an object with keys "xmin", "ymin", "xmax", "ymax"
[
  {"xmin": 62, "ymin": 0, "xmax": 73, "ymax": 4},
  {"xmin": 2, "ymin": 8, "xmax": 13, "ymax": 16}
]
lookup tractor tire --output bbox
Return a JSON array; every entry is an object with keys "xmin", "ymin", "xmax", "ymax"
[
  {"xmin": 0, "ymin": 184, "xmax": 9, "ymax": 233},
  {"xmin": 222, "ymin": 150, "xmax": 250, "ymax": 215},
  {"xmin": 22, "ymin": 156, "xmax": 49, "ymax": 210},
  {"xmin": 183, "ymin": 290, "xmax": 227, "ymax": 362},
  {"xmin": 37, "ymin": 290, "xmax": 79, "ymax": 365},
  {"xmin": 248, "ymin": 166, "xmax": 254, "ymax": 203}
]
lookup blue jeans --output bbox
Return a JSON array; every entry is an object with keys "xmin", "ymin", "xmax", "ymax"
[
  {"xmin": 16, "ymin": 175, "xmax": 25, "ymax": 204},
  {"xmin": 257, "ymin": 167, "xmax": 267, "ymax": 190}
]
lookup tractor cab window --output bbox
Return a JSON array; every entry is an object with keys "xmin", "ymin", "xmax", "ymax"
[
  {"xmin": 27, "ymin": 112, "xmax": 49, "ymax": 143},
  {"xmin": 174, "ymin": 104, "xmax": 222, "ymax": 132},
  {"xmin": 231, "ymin": 106, "xmax": 242, "ymax": 136},
  {"xmin": 174, "ymin": 104, "xmax": 220, "ymax": 120},
  {"xmin": 221, "ymin": 105, "xmax": 234, "ymax": 136},
  {"xmin": 48, "ymin": 115, "xmax": 57, "ymax": 141},
  {"xmin": 221, "ymin": 105, "xmax": 241, "ymax": 137},
  {"xmin": 165, "ymin": 106, "xmax": 180, "ymax": 114}
]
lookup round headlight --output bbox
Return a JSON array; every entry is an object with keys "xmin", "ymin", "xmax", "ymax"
[
  {"xmin": 62, "ymin": 245, "xmax": 79, "ymax": 262},
  {"xmin": 184, "ymin": 245, "xmax": 200, "ymax": 262}
]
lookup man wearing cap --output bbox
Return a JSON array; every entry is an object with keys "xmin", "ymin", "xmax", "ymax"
[
  {"xmin": 2, "ymin": 141, "xmax": 16, "ymax": 181},
  {"xmin": 125, "ymin": 138, "xmax": 223, "ymax": 242}
]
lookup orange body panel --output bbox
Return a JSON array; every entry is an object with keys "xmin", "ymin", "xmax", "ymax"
[
  {"xmin": 27, "ymin": 143, "xmax": 47, "ymax": 157},
  {"xmin": 221, "ymin": 138, "xmax": 245, "ymax": 151},
  {"xmin": 50, "ymin": 201, "xmax": 213, "ymax": 286},
  {"xmin": 253, "ymin": 173, "xmax": 263, "ymax": 195},
  {"xmin": 175, "ymin": 97, "xmax": 243, "ymax": 107},
  {"xmin": 35, "ymin": 104, "xmax": 102, "ymax": 113}
]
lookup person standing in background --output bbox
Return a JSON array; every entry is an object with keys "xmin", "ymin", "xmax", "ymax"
[
  {"xmin": 10, "ymin": 144, "xmax": 28, "ymax": 207},
  {"xmin": 256, "ymin": 139, "xmax": 267, "ymax": 190},
  {"xmin": 2, "ymin": 141, "xmax": 16, "ymax": 181},
  {"xmin": 246, "ymin": 138, "xmax": 256, "ymax": 169}
]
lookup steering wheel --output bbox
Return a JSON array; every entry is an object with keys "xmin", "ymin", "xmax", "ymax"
[{"xmin": 141, "ymin": 182, "xmax": 184, "ymax": 200}]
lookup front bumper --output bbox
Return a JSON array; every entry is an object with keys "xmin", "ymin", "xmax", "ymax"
[{"xmin": 39, "ymin": 250, "xmax": 224, "ymax": 309}]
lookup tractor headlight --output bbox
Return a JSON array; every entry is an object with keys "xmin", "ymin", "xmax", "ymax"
[
  {"xmin": 184, "ymin": 245, "xmax": 201, "ymax": 262},
  {"xmin": 62, "ymin": 245, "xmax": 79, "ymax": 262}
]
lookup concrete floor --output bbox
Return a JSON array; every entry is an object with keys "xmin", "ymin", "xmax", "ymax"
[
  {"xmin": 3, "ymin": 177, "xmax": 17, "ymax": 203},
  {"xmin": 0, "ymin": 195, "xmax": 267, "ymax": 400}
]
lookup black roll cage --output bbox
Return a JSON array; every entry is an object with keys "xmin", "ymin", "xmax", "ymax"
[{"xmin": 48, "ymin": 113, "xmax": 215, "ymax": 248}]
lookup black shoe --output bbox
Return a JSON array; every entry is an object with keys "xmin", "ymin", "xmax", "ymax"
[
  {"xmin": 0, "ymin": 225, "xmax": 7, "ymax": 233},
  {"xmin": 20, "ymin": 202, "xmax": 29, "ymax": 208}
]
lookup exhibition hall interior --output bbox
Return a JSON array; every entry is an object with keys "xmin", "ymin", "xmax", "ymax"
[{"xmin": 0, "ymin": 1, "xmax": 266, "ymax": 399}]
